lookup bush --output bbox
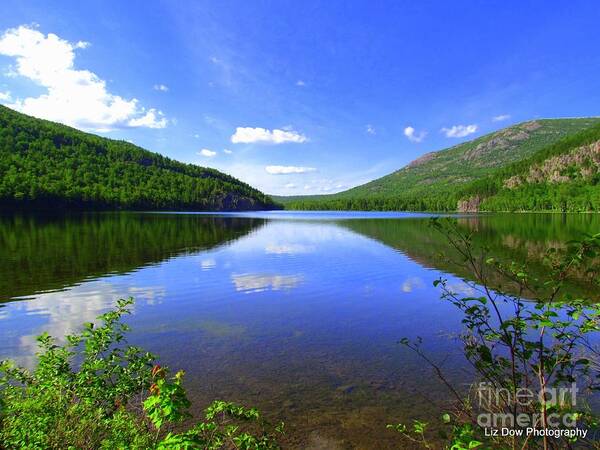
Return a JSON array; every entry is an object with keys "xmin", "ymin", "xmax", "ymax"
[
  {"xmin": 0, "ymin": 298, "xmax": 283, "ymax": 449},
  {"xmin": 390, "ymin": 219, "xmax": 600, "ymax": 449}
]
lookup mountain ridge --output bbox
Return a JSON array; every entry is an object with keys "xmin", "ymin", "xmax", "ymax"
[
  {"xmin": 0, "ymin": 105, "xmax": 279, "ymax": 211},
  {"xmin": 280, "ymin": 117, "xmax": 600, "ymax": 212}
]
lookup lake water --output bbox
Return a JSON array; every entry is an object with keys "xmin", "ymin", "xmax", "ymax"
[{"xmin": 1, "ymin": 211, "xmax": 599, "ymax": 448}]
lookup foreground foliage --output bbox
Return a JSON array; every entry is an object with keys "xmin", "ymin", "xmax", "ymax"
[
  {"xmin": 0, "ymin": 298, "xmax": 282, "ymax": 449},
  {"xmin": 390, "ymin": 219, "xmax": 600, "ymax": 449}
]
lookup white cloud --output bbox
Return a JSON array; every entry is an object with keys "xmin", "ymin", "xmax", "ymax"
[
  {"xmin": 441, "ymin": 124, "xmax": 478, "ymax": 138},
  {"xmin": 153, "ymin": 83, "xmax": 169, "ymax": 92},
  {"xmin": 265, "ymin": 165, "xmax": 316, "ymax": 175},
  {"xmin": 223, "ymin": 148, "xmax": 233, "ymax": 154},
  {"xmin": 208, "ymin": 56, "xmax": 234, "ymax": 86},
  {"xmin": 0, "ymin": 90, "xmax": 10, "ymax": 101},
  {"xmin": 366, "ymin": 124, "xmax": 376, "ymax": 135},
  {"xmin": 285, "ymin": 183, "xmax": 296, "ymax": 188},
  {"xmin": 296, "ymin": 80, "xmax": 305, "ymax": 86},
  {"xmin": 294, "ymin": 179, "xmax": 347, "ymax": 194},
  {"xmin": 231, "ymin": 127, "xmax": 307, "ymax": 144},
  {"xmin": 128, "ymin": 109, "xmax": 168, "ymax": 129},
  {"xmin": 199, "ymin": 148, "xmax": 217, "ymax": 157},
  {"xmin": 403, "ymin": 126, "xmax": 426, "ymax": 143},
  {"xmin": 0, "ymin": 25, "xmax": 167, "ymax": 131},
  {"xmin": 492, "ymin": 114, "xmax": 510, "ymax": 122}
]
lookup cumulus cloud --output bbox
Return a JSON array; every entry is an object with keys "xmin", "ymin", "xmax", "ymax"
[
  {"xmin": 265, "ymin": 165, "xmax": 316, "ymax": 175},
  {"xmin": 366, "ymin": 124, "xmax": 376, "ymax": 135},
  {"xmin": 153, "ymin": 84, "xmax": 169, "ymax": 92},
  {"xmin": 231, "ymin": 127, "xmax": 307, "ymax": 144},
  {"xmin": 128, "ymin": 109, "xmax": 167, "ymax": 128},
  {"xmin": 441, "ymin": 124, "xmax": 478, "ymax": 138},
  {"xmin": 403, "ymin": 126, "xmax": 426, "ymax": 143},
  {"xmin": 199, "ymin": 148, "xmax": 217, "ymax": 157},
  {"xmin": 492, "ymin": 114, "xmax": 510, "ymax": 122},
  {"xmin": 0, "ymin": 25, "xmax": 167, "ymax": 131},
  {"xmin": 284, "ymin": 183, "xmax": 296, "ymax": 188},
  {"xmin": 0, "ymin": 91, "xmax": 10, "ymax": 101},
  {"xmin": 223, "ymin": 148, "xmax": 233, "ymax": 154},
  {"xmin": 296, "ymin": 80, "xmax": 305, "ymax": 86},
  {"xmin": 74, "ymin": 40, "xmax": 90, "ymax": 49}
]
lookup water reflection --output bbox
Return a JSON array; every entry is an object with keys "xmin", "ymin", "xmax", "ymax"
[
  {"xmin": 400, "ymin": 276, "xmax": 425, "ymax": 293},
  {"xmin": 3, "ymin": 280, "xmax": 165, "ymax": 367},
  {"xmin": 0, "ymin": 212, "xmax": 266, "ymax": 302},
  {"xmin": 265, "ymin": 243, "xmax": 316, "ymax": 255},
  {"xmin": 231, "ymin": 274, "xmax": 304, "ymax": 293},
  {"xmin": 0, "ymin": 212, "xmax": 599, "ymax": 448},
  {"xmin": 338, "ymin": 214, "xmax": 600, "ymax": 299}
]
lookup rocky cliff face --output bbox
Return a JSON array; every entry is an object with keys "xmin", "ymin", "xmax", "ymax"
[
  {"xmin": 218, "ymin": 193, "xmax": 281, "ymax": 211},
  {"xmin": 457, "ymin": 195, "xmax": 482, "ymax": 212},
  {"xmin": 462, "ymin": 121, "xmax": 542, "ymax": 165},
  {"xmin": 503, "ymin": 140, "xmax": 600, "ymax": 189}
]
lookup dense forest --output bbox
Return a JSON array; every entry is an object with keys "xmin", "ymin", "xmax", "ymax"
[
  {"xmin": 463, "ymin": 123, "xmax": 600, "ymax": 211},
  {"xmin": 3, "ymin": 103, "xmax": 599, "ymax": 213},
  {"xmin": 282, "ymin": 118, "xmax": 600, "ymax": 212},
  {"xmin": 0, "ymin": 105, "xmax": 279, "ymax": 211}
]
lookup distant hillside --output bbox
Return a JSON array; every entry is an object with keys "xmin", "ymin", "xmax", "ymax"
[
  {"xmin": 460, "ymin": 121, "xmax": 600, "ymax": 211},
  {"xmin": 0, "ymin": 105, "xmax": 279, "ymax": 211},
  {"xmin": 283, "ymin": 118, "xmax": 600, "ymax": 211}
]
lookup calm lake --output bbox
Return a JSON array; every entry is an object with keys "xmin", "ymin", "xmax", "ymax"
[{"xmin": 1, "ymin": 211, "xmax": 599, "ymax": 448}]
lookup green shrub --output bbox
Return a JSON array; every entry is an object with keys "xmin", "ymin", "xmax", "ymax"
[
  {"xmin": 390, "ymin": 220, "xmax": 600, "ymax": 449},
  {"xmin": 0, "ymin": 298, "xmax": 282, "ymax": 449}
]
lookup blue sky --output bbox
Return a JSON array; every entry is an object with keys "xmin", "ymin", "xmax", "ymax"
[{"xmin": 1, "ymin": 1, "xmax": 599, "ymax": 195}]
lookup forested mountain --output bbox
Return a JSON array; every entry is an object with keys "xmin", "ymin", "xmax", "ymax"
[
  {"xmin": 282, "ymin": 118, "xmax": 600, "ymax": 212},
  {"xmin": 460, "ymin": 122, "xmax": 600, "ymax": 211},
  {"xmin": 0, "ymin": 105, "xmax": 279, "ymax": 211}
]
